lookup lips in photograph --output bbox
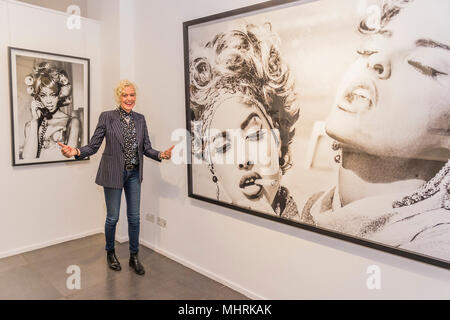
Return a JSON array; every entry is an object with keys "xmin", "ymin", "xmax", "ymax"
[{"xmin": 336, "ymin": 79, "xmax": 378, "ymax": 115}]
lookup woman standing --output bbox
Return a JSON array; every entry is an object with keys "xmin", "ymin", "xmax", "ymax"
[{"xmin": 59, "ymin": 80, "xmax": 173, "ymax": 275}]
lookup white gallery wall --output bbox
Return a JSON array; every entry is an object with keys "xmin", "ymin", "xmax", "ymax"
[
  {"xmin": 131, "ymin": 0, "xmax": 450, "ymax": 299},
  {"xmin": 0, "ymin": 0, "xmax": 448, "ymax": 300},
  {"xmin": 0, "ymin": 0, "xmax": 108, "ymax": 257},
  {"xmin": 17, "ymin": 0, "xmax": 88, "ymax": 17}
]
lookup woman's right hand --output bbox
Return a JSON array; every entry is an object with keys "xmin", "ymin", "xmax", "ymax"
[
  {"xmin": 30, "ymin": 99, "xmax": 43, "ymax": 120},
  {"xmin": 58, "ymin": 142, "xmax": 78, "ymax": 158}
]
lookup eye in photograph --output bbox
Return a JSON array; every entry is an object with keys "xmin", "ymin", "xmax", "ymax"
[{"xmin": 407, "ymin": 60, "xmax": 448, "ymax": 78}]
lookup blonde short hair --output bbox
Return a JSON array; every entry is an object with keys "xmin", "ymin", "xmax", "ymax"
[{"xmin": 114, "ymin": 79, "xmax": 137, "ymax": 104}]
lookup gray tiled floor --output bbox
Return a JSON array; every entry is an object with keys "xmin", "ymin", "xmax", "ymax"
[{"xmin": 0, "ymin": 234, "xmax": 249, "ymax": 300}]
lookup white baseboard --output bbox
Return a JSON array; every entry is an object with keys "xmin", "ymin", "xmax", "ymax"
[
  {"xmin": 0, "ymin": 228, "xmax": 104, "ymax": 259},
  {"xmin": 139, "ymin": 239, "xmax": 264, "ymax": 300},
  {"xmin": 116, "ymin": 235, "xmax": 129, "ymax": 243}
]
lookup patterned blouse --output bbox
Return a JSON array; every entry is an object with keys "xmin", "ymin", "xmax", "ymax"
[{"xmin": 117, "ymin": 107, "xmax": 139, "ymax": 166}]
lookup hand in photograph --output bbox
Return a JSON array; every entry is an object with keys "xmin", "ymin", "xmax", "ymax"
[{"xmin": 30, "ymin": 98, "xmax": 44, "ymax": 121}]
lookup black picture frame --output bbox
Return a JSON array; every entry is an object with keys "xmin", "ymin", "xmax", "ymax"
[
  {"xmin": 183, "ymin": 0, "xmax": 450, "ymax": 269},
  {"xmin": 9, "ymin": 47, "xmax": 90, "ymax": 166}
]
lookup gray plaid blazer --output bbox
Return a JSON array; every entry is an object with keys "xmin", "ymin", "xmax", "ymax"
[{"xmin": 76, "ymin": 109, "xmax": 161, "ymax": 188}]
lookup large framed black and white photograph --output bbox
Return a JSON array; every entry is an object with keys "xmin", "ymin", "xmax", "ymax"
[
  {"xmin": 9, "ymin": 47, "xmax": 90, "ymax": 166},
  {"xmin": 184, "ymin": 0, "xmax": 450, "ymax": 268}
]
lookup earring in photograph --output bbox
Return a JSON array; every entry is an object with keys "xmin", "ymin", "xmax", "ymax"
[
  {"xmin": 332, "ymin": 141, "xmax": 341, "ymax": 164},
  {"xmin": 209, "ymin": 164, "xmax": 220, "ymax": 200},
  {"xmin": 334, "ymin": 155, "xmax": 341, "ymax": 164},
  {"xmin": 272, "ymin": 184, "xmax": 282, "ymax": 216},
  {"xmin": 279, "ymin": 155, "xmax": 286, "ymax": 167}
]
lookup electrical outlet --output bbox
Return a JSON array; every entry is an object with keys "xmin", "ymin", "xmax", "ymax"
[
  {"xmin": 145, "ymin": 214, "xmax": 155, "ymax": 223},
  {"xmin": 157, "ymin": 217, "xmax": 167, "ymax": 228}
]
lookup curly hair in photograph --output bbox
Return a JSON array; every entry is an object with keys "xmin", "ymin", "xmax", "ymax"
[
  {"xmin": 359, "ymin": 0, "xmax": 414, "ymax": 35},
  {"xmin": 25, "ymin": 61, "xmax": 72, "ymax": 108},
  {"xmin": 189, "ymin": 23, "xmax": 300, "ymax": 174}
]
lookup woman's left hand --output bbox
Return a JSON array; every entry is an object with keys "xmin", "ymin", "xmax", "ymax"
[{"xmin": 160, "ymin": 145, "xmax": 174, "ymax": 160}]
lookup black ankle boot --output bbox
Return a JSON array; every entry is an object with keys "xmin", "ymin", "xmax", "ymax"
[
  {"xmin": 107, "ymin": 249, "xmax": 121, "ymax": 271},
  {"xmin": 129, "ymin": 252, "xmax": 145, "ymax": 275}
]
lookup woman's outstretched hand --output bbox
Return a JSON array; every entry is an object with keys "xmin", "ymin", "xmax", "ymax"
[
  {"xmin": 58, "ymin": 142, "xmax": 78, "ymax": 158},
  {"xmin": 160, "ymin": 145, "xmax": 174, "ymax": 160}
]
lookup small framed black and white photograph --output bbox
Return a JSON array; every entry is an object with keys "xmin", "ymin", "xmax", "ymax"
[{"xmin": 9, "ymin": 47, "xmax": 90, "ymax": 166}]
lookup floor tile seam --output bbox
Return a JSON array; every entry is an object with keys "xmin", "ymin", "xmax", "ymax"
[
  {"xmin": 65, "ymin": 274, "xmax": 157, "ymax": 300},
  {"xmin": 0, "ymin": 265, "xmax": 65, "ymax": 300},
  {"xmin": 20, "ymin": 243, "xmax": 105, "ymax": 265},
  {"xmin": 62, "ymin": 265, "xmax": 128, "ymax": 297},
  {"xmin": 0, "ymin": 257, "xmax": 30, "ymax": 274},
  {"xmin": 28, "ymin": 259, "xmax": 122, "ymax": 298}
]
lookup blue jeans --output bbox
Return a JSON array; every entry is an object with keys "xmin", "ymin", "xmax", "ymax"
[{"xmin": 104, "ymin": 168, "xmax": 141, "ymax": 254}]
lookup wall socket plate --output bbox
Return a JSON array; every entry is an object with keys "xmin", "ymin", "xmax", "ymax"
[{"xmin": 157, "ymin": 217, "xmax": 167, "ymax": 228}]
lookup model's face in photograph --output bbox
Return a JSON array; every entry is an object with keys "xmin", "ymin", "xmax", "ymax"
[
  {"xmin": 120, "ymin": 86, "xmax": 136, "ymax": 113},
  {"xmin": 326, "ymin": 0, "xmax": 450, "ymax": 158},
  {"xmin": 37, "ymin": 86, "xmax": 59, "ymax": 113},
  {"xmin": 208, "ymin": 96, "xmax": 281, "ymax": 210}
]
